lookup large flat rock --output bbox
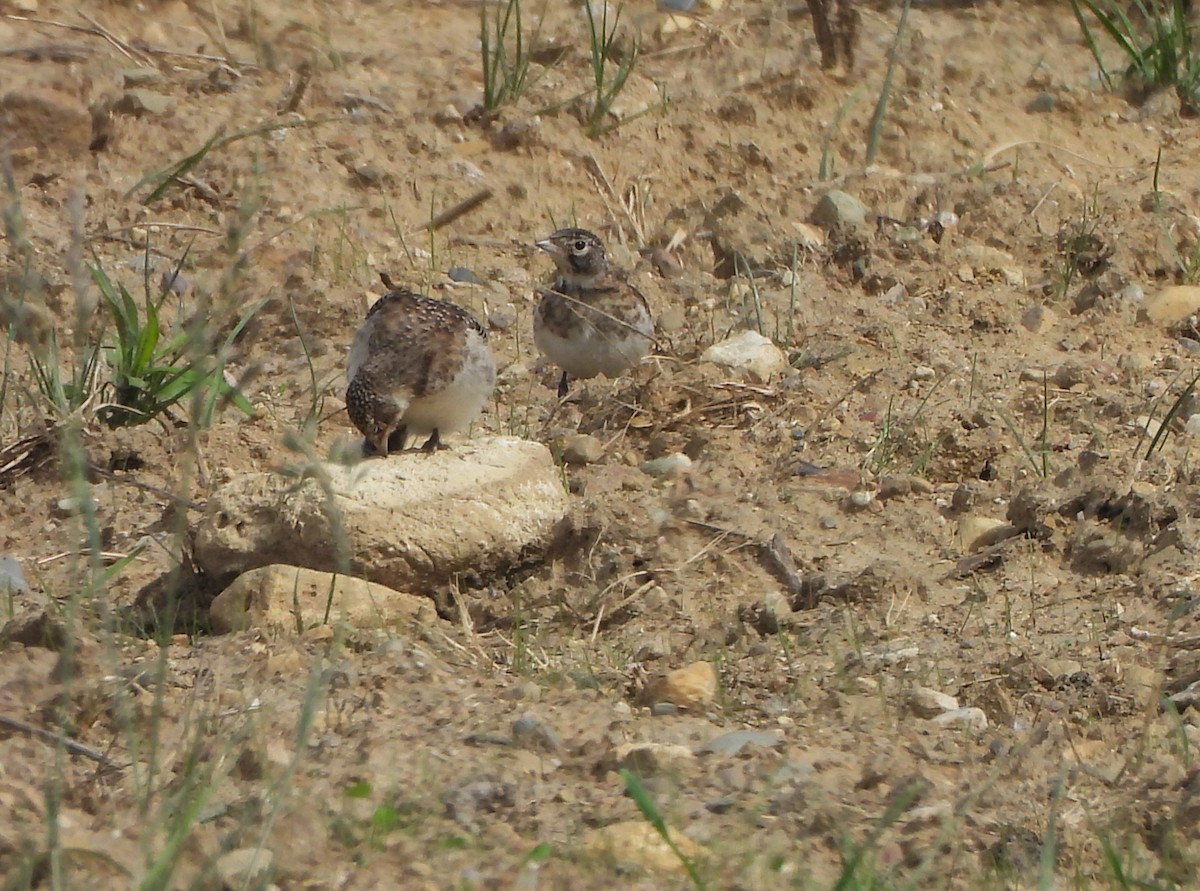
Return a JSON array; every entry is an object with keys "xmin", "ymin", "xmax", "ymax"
[
  {"xmin": 194, "ymin": 436, "xmax": 569, "ymax": 592},
  {"xmin": 209, "ymin": 564, "xmax": 437, "ymax": 634}
]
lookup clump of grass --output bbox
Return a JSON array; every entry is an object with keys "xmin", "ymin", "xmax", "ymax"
[
  {"xmin": 997, "ymin": 372, "xmax": 1054, "ymax": 479},
  {"xmin": 3, "ymin": 170, "xmax": 101, "ymax": 421},
  {"xmin": 481, "ymin": 0, "xmax": 540, "ymax": 112},
  {"xmin": 91, "ymin": 255, "xmax": 262, "ymax": 428},
  {"xmin": 1071, "ymin": 0, "xmax": 1200, "ymax": 109},
  {"xmin": 1049, "ymin": 190, "xmax": 1110, "ymax": 302},
  {"xmin": 26, "ymin": 329, "xmax": 105, "ymax": 420},
  {"xmin": 863, "ymin": 375, "xmax": 945, "ymax": 478},
  {"xmin": 582, "ymin": 1, "xmax": 641, "ymax": 138}
]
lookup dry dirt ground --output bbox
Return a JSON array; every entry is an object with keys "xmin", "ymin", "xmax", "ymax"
[{"xmin": 4, "ymin": 0, "xmax": 1200, "ymax": 887}]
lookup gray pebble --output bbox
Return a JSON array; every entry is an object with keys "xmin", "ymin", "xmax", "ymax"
[
  {"xmin": 705, "ymin": 795, "xmax": 736, "ymax": 814},
  {"xmin": 160, "ymin": 270, "xmax": 188, "ymax": 296},
  {"xmin": 448, "ymin": 266, "xmax": 483, "ymax": 285},
  {"xmin": 53, "ymin": 496, "xmax": 97, "ymax": 517},
  {"xmin": 812, "ymin": 190, "xmax": 869, "ymax": 233},
  {"xmin": 640, "ymin": 452, "xmax": 691, "ymax": 477},
  {"xmin": 121, "ymin": 69, "xmax": 162, "ymax": 87},
  {"xmin": 846, "ymin": 490, "xmax": 873, "ymax": 510},
  {"xmin": 115, "ymin": 89, "xmax": 176, "ymax": 117},
  {"xmin": 1025, "ymin": 92, "xmax": 1056, "ymax": 113},
  {"xmin": 352, "ymin": 163, "xmax": 383, "ymax": 186},
  {"xmin": 698, "ymin": 730, "xmax": 781, "ymax": 756},
  {"xmin": 650, "ymin": 702, "xmax": 679, "ymax": 717},
  {"xmin": 512, "ymin": 715, "xmax": 560, "ymax": 752},
  {"xmin": 488, "ymin": 310, "xmax": 516, "ymax": 331},
  {"xmin": 0, "ymin": 556, "xmax": 29, "ymax": 595}
]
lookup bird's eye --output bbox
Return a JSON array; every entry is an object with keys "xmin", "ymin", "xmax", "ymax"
[{"xmin": 573, "ymin": 240, "xmax": 588, "ymax": 252}]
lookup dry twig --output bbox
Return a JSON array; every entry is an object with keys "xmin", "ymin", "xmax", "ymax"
[{"xmin": 0, "ymin": 715, "xmax": 124, "ymax": 770}]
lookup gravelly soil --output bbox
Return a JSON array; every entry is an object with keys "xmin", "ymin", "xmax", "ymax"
[{"xmin": 4, "ymin": 0, "xmax": 1200, "ymax": 887}]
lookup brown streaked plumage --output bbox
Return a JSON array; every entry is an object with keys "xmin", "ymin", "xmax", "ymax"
[
  {"xmin": 533, "ymin": 228, "xmax": 656, "ymax": 398},
  {"xmin": 346, "ymin": 275, "xmax": 495, "ymax": 456}
]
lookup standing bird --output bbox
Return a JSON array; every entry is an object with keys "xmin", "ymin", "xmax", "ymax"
[
  {"xmin": 533, "ymin": 228, "xmax": 656, "ymax": 398},
  {"xmin": 346, "ymin": 274, "xmax": 496, "ymax": 456}
]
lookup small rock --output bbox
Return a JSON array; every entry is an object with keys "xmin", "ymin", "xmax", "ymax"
[
  {"xmin": 1037, "ymin": 659, "xmax": 1082, "ymax": 685},
  {"xmin": 352, "ymin": 163, "xmax": 383, "ymax": 187},
  {"xmin": 956, "ymin": 244, "xmax": 1024, "ymax": 286},
  {"xmin": 563, "ymin": 434, "xmax": 604, "ymax": 465},
  {"xmin": 1025, "ymin": 91, "xmax": 1056, "ymax": 113},
  {"xmin": 890, "ymin": 226, "xmax": 924, "ymax": 248},
  {"xmin": 650, "ymin": 702, "xmax": 679, "ymax": 717},
  {"xmin": 877, "ymin": 476, "xmax": 931, "ymax": 500},
  {"xmin": 448, "ymin": 266, "xmax": 483, "ymax": 285},
  {"xmin": 160, "ymin": 270, "xmax": 189, "ymax": 296},
  {"xmin": 53, "ymin": 496, "xmax": 98, "ymax": 517},
  {"xmin": 1051, "ymin": 361, "xmax": 1087, "ymax": 389},
  {"xmin": 950, "ymin": 484, "xmax": 979, "ymax": 512},
  {"xmin": 641, "ymin": 452, "xmax": 691, "ymax": 478},
  {"xmin": 115, "ymin": 89, "xmax": 176, "ymax": 117},
  {"xmin": 700, "ymin": 330, "xmax": 788, "ymax": 382},
  {"xmin": 793, "ymin": 222, "xmax": 826, "ymax": 250},
  {"xmin": 209, "ymin": 565, "xmax": 436, "ymax": 634},
  {"xmin": 488, "ymin": 309, "xmax": 516, "ymax": 331},
  {"xmin": 812, "ymin": 190, "xmax": 869, "ymax": 233},
  {"xmin": 1136, "ymin": 415, "xmax": 1163, "ymax": 439},
  {"xmin": 644, "ymin": 662, "xmax": 717, "ymax": 710},
  {"xmin": 1021, "ymin": 304, "xmax": 1058, "ymax": 333},
  {"xmin": 512, "ymin": 715, "xmax": 560, "ymax": 752},
  {"xmin": 911, "ymin": 365, "xmax": 935, "ymax": 381},
  {"xmin": 0, "ymin": 556, "xmax": 29, "ymax": 595},
  {"xmin": 121, "ymin": 69, "xmax": 161, "ymax": 87},
  {"xmin": 908, "ymin": 687, "xmax": 959, "ymax": 718},
  {"xmin": 0, "ymin": 611, "xmax": 69, "ymax": 649},
  {"xmin": 584, "ymin": 820, "xmax": 707, "ymax": 874},
  {"xmin": 957, "ymin": 516, "xmax": 1017, "ymax": 553},
  {"xmin": 1141, "ymin": 285, "xmax": 1200, "ymax": 326},
  {"xmin": 705, "ymin": 794, "xmax": 737, "ymax": 813},
  {"xmin": 930, "ymin": 707, "xmax": 988, "ymax": 731},
  {"xmin": 649, "ymin": 248, "xmax": 684, "ymax": 278},
  {"xmin": 657, "ymin": 11, "xmax": 698, "ymax": 36},
  {"xmin": 698, "ymin": 730, "xmax": 781, "ymax": 756},
  {"xmin": 215, "ymin": 848, "xmax": 274, "ymax": 890},
  {"xmin": 500, "ymin": 680, "xmax": 541, "ymax": 702},
  {"xmin": 846, "ymin": 490, "xmax": 873, "ymax": 510},
  {"xmin": 613, "ymin": 742, "xmax": 693, "ymax": 773}
]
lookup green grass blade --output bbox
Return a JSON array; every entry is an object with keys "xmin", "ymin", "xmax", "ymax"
[
  {"xmin": 865, "ymin": 0, "xmax": 911, "ymax": 167},
  {"xmin": 620, "ymin": 770, "xmax": 706, "ymax": 889}
]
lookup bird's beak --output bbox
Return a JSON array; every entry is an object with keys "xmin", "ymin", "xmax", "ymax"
[{"xmin": 535, "ymin": 239, "xmax": 560, "ymax": 256}]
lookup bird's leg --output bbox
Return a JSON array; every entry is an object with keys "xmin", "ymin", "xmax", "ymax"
[
  {"xmin": 420, "ymin": 428, "xmax": 443, "ymax": 453},
  {"xmin": 386, "ymin": 425, "xmax": 409, "ymax": 453},
  {"xmin": 557, "ymin": 370, "xmax": 570, "ymax": 399}
]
